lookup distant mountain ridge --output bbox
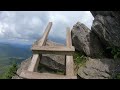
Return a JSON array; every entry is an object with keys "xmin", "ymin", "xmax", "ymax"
[{"xmin": 0, "ymin": 42, "xmax": 32, "ymax": 58}]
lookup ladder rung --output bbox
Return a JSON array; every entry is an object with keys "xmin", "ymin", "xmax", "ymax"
[
  {"xmin": 20, "ymin": 70, "xmax": 77, "ymax": 79},
  {"xmin": 31, "ymin": 46, "xmax": 75, "ymax": 55}
]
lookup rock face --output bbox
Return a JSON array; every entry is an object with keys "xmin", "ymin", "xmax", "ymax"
[
  {"xmin": 71, "ymin": 22, "xmax": 104, "ymax": 58},
  {"xmin": 41, "ymin": 40, "xmax": 65, "ymax": 71},
  {"xmin": 41, "ymin": 54, "xmax": 65, "ymax": 71},
  {"xmin": 13, "ymin": 11, "xmax": 120, "ymax": 79},
  {"xmin": 78, "ymin": 58, "xmax": 120, "ymax": 79},
  {"xmin": 72, "ymin": 11, "xmax": 120, "ymax": 79},
  {"xmin": 91, "ymin": 11, "xmax": 120, "ymax": 47},
  {"xmin": 12, "ymin": 40, "xmax": 65, "ymax": 79},
  {"xmin": 12, "ymin": 57, "xmax": 32, "ymax": 79}
]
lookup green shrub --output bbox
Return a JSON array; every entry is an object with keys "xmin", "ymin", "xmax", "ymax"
[
  {"xmin": 73, "ymin": 51, "xmax": 86, "ymax": 66},
  {"xmin": 114, "ymin": 73, "xmax": 120, "ymax": 79},
  {"xmin": 0, "ymin": 62, "xmax": 18, "ymax": 79},
  {"xmin": 73, "ymin": 51, "xmax": 87, "ymax": 74},
  {"xmin": 116, "ymin": 74, "xmax": 120, "ymax": 79},
  {"xmin": 106, "ymin": 46, "xmax": 120, "ymax": 59}
]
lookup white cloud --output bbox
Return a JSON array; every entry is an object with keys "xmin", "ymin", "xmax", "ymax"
[
  {"xmin": 0, "ymin": 11, "xmax": 93, "ymax": 44},
  {"xmin": 48, "ymin": 11, "xmax": 94, "ymax": 40}
]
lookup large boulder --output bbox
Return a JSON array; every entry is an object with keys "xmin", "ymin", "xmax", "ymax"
[
  {"xmin": 71, "ymin": 22, "xmax": 104, "ymax": 58},
  {"xmin": 41, "ymin": 40, "xmax": 65, "ymax": 72},
  {"xmin": 91, "ymin": 11, "xmax": 120, "ymax": 47},
  {"xmin": 77, "ymin": 58, "xmax": 120, "ymax": 79}
]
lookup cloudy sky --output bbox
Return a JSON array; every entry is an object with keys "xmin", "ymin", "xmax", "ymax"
[{"xmin": 0, "ymin": 11, "xmax": 94, "ymax": 45}]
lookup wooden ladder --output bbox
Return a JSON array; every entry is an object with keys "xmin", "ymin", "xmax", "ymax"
[{"xmin": 19, "ymin": 22, "xmax": 77, "ymax": 79}]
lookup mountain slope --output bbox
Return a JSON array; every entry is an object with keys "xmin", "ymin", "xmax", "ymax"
[
  {"xmin": 0, "ymin": 43, "xmax": 32, "ymax": 58},
  {"xmin": 0, "ymin": 43, "xmax": 32, "ymax": 74}
]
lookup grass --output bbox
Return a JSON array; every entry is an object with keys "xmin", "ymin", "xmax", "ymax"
[
  {"xmin": 0, "ymin": 63, "xmax": 18, "ymax": 79},
  {"xmin": 73, "ymin": 51, "xmax": 87, "ymax": 75},
  {"xmin": 73, "ymin": 51, "xmax": 87, "ymax": 66}
]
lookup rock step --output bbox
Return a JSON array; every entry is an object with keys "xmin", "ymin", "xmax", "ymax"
[{"xmin": 20, "ymin": 70, "xmax": 77, "ymax": 79}]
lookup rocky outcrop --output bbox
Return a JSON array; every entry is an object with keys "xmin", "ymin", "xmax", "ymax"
[
  {"xmin": 71, "ymin": 22, "xmax": 104, "ymax": 58},
  {"xmin": 91, "ymin": 11, "xmax": 120, "ymax": 47},
  {"xmin": 41, "ymin": 54, "xmax": 65, "ymax": 71},
  {"xmin": 77, "ymin": 58, "xmax": 120, "ymax": 79},
  {"xmin": 12, "ymin": 57, "xmax": 31, "ymax": 79},
  {"xmin": 12, "ymin": 40, "xmax": 65, "ymax": 79},
  {"xmin": 72, "ymin": 11, "xmax": 120, "ymax": 79},
  {"xmin": 41, "ymin": 40, "xmax": 65, "ymax": 71},
  {"xmin": 13, "ymin": 11, "xmax": 120, "ymax": 79}
]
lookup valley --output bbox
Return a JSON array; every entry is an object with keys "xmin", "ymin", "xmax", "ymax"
[{"xmin": 0, "ymin": 42, "xmax": 32, "ymax": 74}]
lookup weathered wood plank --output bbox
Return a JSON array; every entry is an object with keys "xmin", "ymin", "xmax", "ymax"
[
  {"xmin": 66, "ymin": 27, "xmax": 74, "ymax": 76},
  {"xmin": 31, "ymin": 46, "xmax": 75, "ymax": 55},
  {"xmin": 66, "ymin": 27, "xmax": 72, "ymax": 48},
  {"xmin": 28, "ymin": 54, "xmax": 40, "ymax": 72},
  {"xmin": 20, "ymin": 70, "xmax": 77, "ymax": 79},
  {"xmin": 32, "ymin": 45, "xmax": 74, "ymax": 51},
  {"xmin": 32, "ymin": 22, "xmax": 52, "ymax": 46},
  {"xmin": 33, "ymin": 51, "xmax": 74, "ymax": 55},
  {"xmin": 38, "ymin": 22, "xmax": 52, "ymax": 46},
  {"xmin": 28, "ymin": 22, "xmax": 52, "ymax": 72},
  {"xmin": 32, "ymin": 46, "xmax": 75, "ymax": 51},
  {"xmin": 66, "ymin": 56, "xmax": 74, "ymax": 76}
]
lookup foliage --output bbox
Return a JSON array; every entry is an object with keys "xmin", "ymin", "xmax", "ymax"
[
  {"xmin": 73, "ymin": 51, "xmax": 86, "ymax": 66},
  {"xmin": 73, "ymin": 51, "xmax": 87, "ymax": 74},
  {"xmin": 0, "ymin": 62, "xmax": 18, "ymax": 79},
  {"xmin": 114, "ymin": 73, "xmax": 120, "ymax": 79},
  {"xmin": 110, "ymin": 73, "xmax": 120, "ymax": 79},
  {"xmin": 106, "ymin": 46, "xmax": 120, "ymax": 59}
]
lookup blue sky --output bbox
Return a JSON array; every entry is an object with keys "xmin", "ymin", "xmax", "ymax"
[{"xmin": 0, "ymin": 11, "xmax": 94, "ymax": 45}]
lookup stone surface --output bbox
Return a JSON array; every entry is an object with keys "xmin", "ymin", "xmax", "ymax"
[
  {"xmin": 71, "ymin": 22, "xmax": 104, "ymax": 58},
  {"xmin": 77, "ymin": 58, "xmax": 120, "ymax": 79},
  {"xmin": 12, "ymin": 75, "xmax": 23, "ymax": 79},
  {"xmin": 12, "ymin": 40, "xmax": 66, "ymax": 79},
  {"xmin": 40, "ymin": 40, "xmax": 65, "ymax": 71},
  {"xmin": 91, "ymin": 11, "xmax": 120, "ymax": 47},
  {"xmin": 41, "ymin": 54, "xmax": 65, "ymax": 71}
]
